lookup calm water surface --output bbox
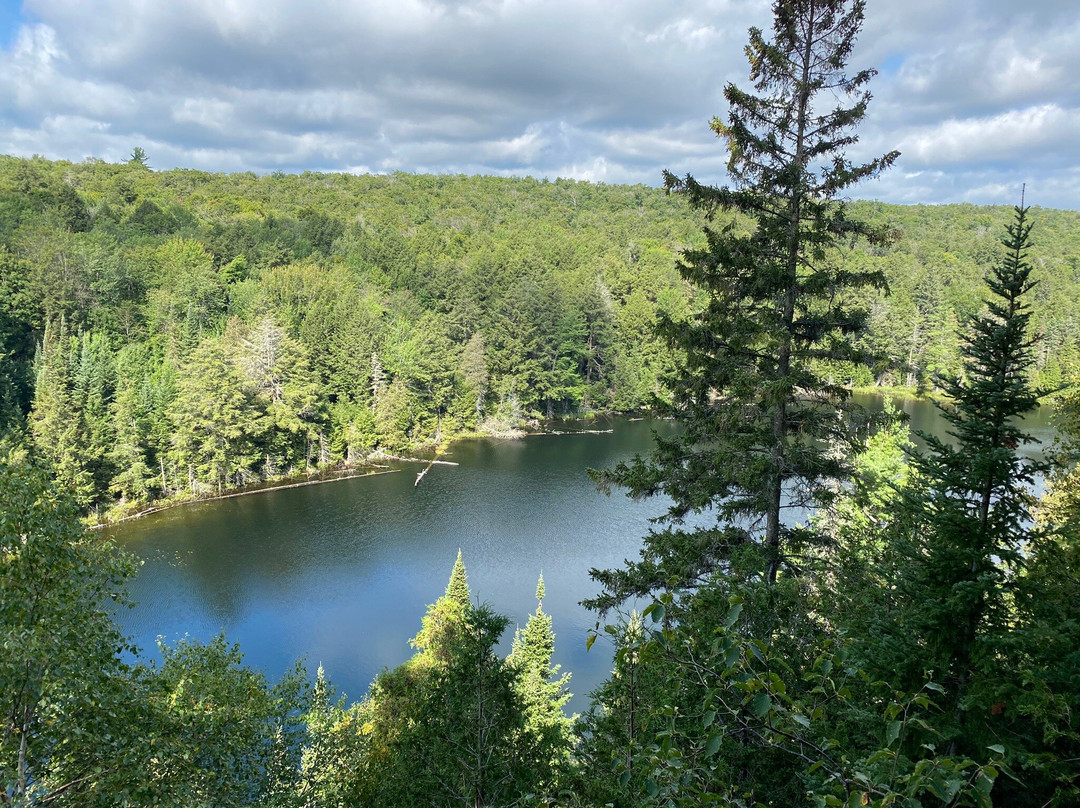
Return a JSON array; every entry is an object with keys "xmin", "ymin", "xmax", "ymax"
[
  {"xmin": 109, "ymin": 398, "xmax": 1056, "ymax": 712},
  {"xmin": 111, "ymin": 417, "xmax": 681, "ymax": 711}
]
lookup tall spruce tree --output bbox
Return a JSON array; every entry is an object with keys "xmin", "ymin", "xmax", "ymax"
[
  {"xmin": 882, "ymin": 201, "xmax": 1047, "ymax": 760},
  {"xmin": 590, "ymin": 0, "xmax": 897, "ymax": 606},
  {"xmin": 507, "ymin": 575, "xmax": 573, "ymax": 792}
]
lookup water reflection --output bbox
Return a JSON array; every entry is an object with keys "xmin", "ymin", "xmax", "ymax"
[{"xmin": 112, "ymin": 399, "xmax": 1056, "ymax": 710}]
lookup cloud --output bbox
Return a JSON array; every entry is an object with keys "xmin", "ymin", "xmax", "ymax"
[{"xmin": 0, "ymin": 0, "xmax": 1076, "ymax": 208}]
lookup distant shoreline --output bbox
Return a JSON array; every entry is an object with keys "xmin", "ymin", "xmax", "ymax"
[{"xmin": 90, "ymin": 466, "xmax": 401, "ymax": 530}]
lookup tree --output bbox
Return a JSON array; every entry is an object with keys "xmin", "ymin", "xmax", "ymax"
[
  {"xmin": 0, "ymin": 455, "xmax": 136, "ymax": 806},
  {"xmin": 354, "ymin": 557, "xmax": 537, "ymax": 806},
  {"xmin": 445, "ymin": 547, "xmax": 470, "ymax": 606},
  {"xmin": 128, "ymin": 146, "xmax": 149, "ymax": 168},
  {"xmin": 1020, "ymin": 387, "xmax": 1080, "ymax": 805},
  {"xmin": 507, "ymin": 575, "xmax": 574, "ymax": 792},
  {"xmin": 108, "ymin": 344, "xmax": 159, "ymax": 503},
  {"xmin": 168, "ymin": 337, "xmax": 260, "ymax": 493},
  {"xmin": 460, "ymin": 332, "xmax": 489, "ymax": 419},
  {"xmin": 29, "ymin": 318, "xmax": 96, "ymax": 508},
  {"xmin": 132, "ymin": 636, "xmax": 308, "ymax": 808},
  {"xmin": 591, "ymin": 0, "xmax": 897, "ymax": 607},
  {"xmin": 872, "ymin": 202, "xmax": 1061, "ymax": 804},
  {"xmin": 235, "ymin": 316, "xmax": 322, "ymax": 475}
]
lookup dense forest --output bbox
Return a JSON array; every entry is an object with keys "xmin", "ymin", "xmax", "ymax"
[
  {"xmin": 0, "ymin": 152, "xmax": 1079, "ymax": 516},
  {"xmin": 3, "ymin": 0, "xmax": 1080, "ymax": 805}
]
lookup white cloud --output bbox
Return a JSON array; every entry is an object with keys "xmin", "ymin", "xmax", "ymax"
[
  {"xmin": 0, "ymin": 0, "xmax": 1076, "ymax": 208},
  {"xmin": 899, "ymin": 105, "xmax": 1080, "ymax": 166}
]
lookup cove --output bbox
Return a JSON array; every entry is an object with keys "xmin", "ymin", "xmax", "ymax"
[
  {"xmin": 109, "ymin": 416, "xmax": 682, "ymax": 713},
  {"xmin": 107, "ymin": 396, "xmax": 1057, "ymax": 714}
]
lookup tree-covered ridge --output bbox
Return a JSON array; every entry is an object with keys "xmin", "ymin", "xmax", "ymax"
[{"xmin": 2, "ymin": 155, "xmax": 1080, "ymax": 517}]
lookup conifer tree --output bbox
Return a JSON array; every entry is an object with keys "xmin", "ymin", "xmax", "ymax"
[
  {"xmin": 410, "ymin": 551, "xmax": 471, "ymax": 667},
  {"xmin": 884, "ymin": 201, "xmax": 1046, "ymax": 750},
  {"xmin": 29, "ymin": 318, "xmax": 95, "ymax": 507},
  {"xmin": 591, "ymin": 0, "xmax": 898, "ymax": 605},
  {"xmin": 507, "ymin": 574, "xmax": 573, "ymax": 791},
  {"xmin": 445, "ymin": 548, "xmax": 470, "ymax": 605}
]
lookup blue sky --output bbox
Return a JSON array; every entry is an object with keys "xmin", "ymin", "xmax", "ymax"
[
  {"xmin": 1, "ymin": 0, "xmax": 1078, "ymax": 209},
  {"xmin": 0, "ymin": 3, "xmax": 26, "ymax": 48}
]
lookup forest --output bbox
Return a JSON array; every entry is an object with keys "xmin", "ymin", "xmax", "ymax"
[
  {"xmin": 2, "ymin": 0, "xmax": 1080, "ymax": 805},
  {"xmin": 0, "ymin": 150, "xmax": 1079, "ymax": 517}
]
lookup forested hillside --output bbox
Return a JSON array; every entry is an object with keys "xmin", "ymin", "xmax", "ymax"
[
  {"xmin": 1, "ymin": 153, "xmax": 1079, "ymax": 516},
  {"xmin": 3, "ymin": 0, "xmax": 1080, "ymax": 802}
]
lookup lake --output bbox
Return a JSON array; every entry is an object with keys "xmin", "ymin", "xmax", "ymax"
[{"xmin": 107, "ymin": 395, "xmax": 1057, "ymax": 713}]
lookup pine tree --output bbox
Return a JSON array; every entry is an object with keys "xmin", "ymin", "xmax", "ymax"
[
  {"xmin": 881, "ymin": 201, "xmax": 1048, "ymax": 770},
  {"xmin": 410, "ymin": 551, "xmax": 471, "ymax": 667},
  {"xmin": 445, "ymin": 548, "xmax": 470, "ymax": 605},
  {"xmin": 590, "ymin": 0, "xmax": 898, "ymax": 606},
  {"xmin": 29, "ymin": 318, "xmax": 95, "ymax": 508},
  {"xmin": 507, "ymin": 574, "xmax": 573, "ymax": 791},
  {"xmin": 168, "ymin": 338, "xmax": 260, "ymax": 494}
]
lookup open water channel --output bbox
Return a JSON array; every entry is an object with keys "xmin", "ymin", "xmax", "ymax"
[{"xmin": 107, "ymin": 395, "xmax": 1056, "ymax": 713}]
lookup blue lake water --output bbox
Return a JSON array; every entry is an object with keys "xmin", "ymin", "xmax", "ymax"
[{"xmin": 108, "ymin": 396, "xmax": 1056, "ymax": 712}]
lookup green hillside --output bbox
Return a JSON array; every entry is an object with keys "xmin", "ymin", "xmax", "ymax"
[{"xmin": 1, "ymin": 154, "xmax": 1077, "ymax": 515}]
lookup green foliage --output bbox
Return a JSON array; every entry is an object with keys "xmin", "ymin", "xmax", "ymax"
[
  {"xmin": 445, "ymin": 548, "xmax": 471, "ymax": 606},
  {"xmin": 818, "ymin": 204, "xmax": 1078, "ymax": 807},
  {"xmin": 131, "ymin": 636, "xmax": 309, "ymax": 808},
  {"xmin": 0, "ymin": 152, "xmax": 1078, "ymax": 514},
  {"xmin": 882, "ymin": 204, "xmax": 1046, "ymax": 730},
  {"xmin": 609, "ymin": 592, "xmax": 1005, "ymax": 808},
  {"xmin": 0, "ymin": 455, "xmax": 134, "ymax": 805},
  {"xmin": 508, "ymin": 576, "xmax": 574, "ymax": 792},
  {"xmin": 168, "ymin": 336, "xmax": 261, "ymax": 493},
  {"xmin": 591, "ymin": 0, "xmax": 896, "ymax": 602},
  {"xmin": 578, "ymin": 6, "xmax": 1079, "ymax": 808}
]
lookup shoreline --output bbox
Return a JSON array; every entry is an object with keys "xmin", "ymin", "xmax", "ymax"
[
  {"xmin": 89, "ymin": 416, "xmax": 632, "ymax": 528},
  {"xmin": 89, "ymin": 395, "xmax": 959, "ymax": 529},
  {"xmin": 90, "ymin": 467, "xmax": 402, "ymax": 530}
]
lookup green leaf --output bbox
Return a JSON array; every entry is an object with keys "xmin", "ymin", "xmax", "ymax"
[
  {"xmin": 703, "ymin": 709, "xmax": 716, "ymax": 728},
  {"xmin": 885, "ymin": 720, "xmax": 902, "ymax": 746},
  {"xmin": 651, "ymin": 603, "xmax": 666, "ymax": 623},
  {"xmin": 586, "ymin": 632, "xmax": 596, "ymax": 651},
  {"xmin": 704, "ymin": 734, "xmax": 722, "ymax": 757},
  {"xmin": 750, "ymin": 693, "xmax": 771, "ymax": 718},
  {"xmin": 724, "ymin": 602, "xmax": 743, "ymax": 628},
  {"xmin": 986, "ymin": 744, "xmax": 1005, "ymax": 756}
]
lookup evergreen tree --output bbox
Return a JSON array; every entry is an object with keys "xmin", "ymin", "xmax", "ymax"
[
  {"xmin": 461, "ymin": 332, "xmax": 489, "ymax": 419},
  {"xmin": 71, "ymin": 330, "xmax": 116, "ymax": 502},
  {"xmin": 235, "ymin": 315, "xmax": 322, "ymax": 475},
  {"xmin": 368, "ymin": 604, "xmax": 527, "ymax": 807},
  {"xmin": 168, "ymin": 338, "xmax": 260, "ymax": 494},
  {"xmin": 1019, "ymin": 387, "xmax": 1080, "ymax": 805},
  {"xmin": 410, "ymin": 551, "xmax": 471, "ymax": 668},
  {"xmin": 445, "ymin": 548, "xmax": 470, "ymax": 606},
  {"xmin": 29, "ymin": 318, "xmax": 95, "ymax": 508},
  {"xmin": 889, "ymin": 202, "xmax": 1044, "ymax": 720},
  {"xmin": 108, "ymin": 344, "xmax": 158, "ymax": 503},
  {"xmin": 868, "ymin": 201, "xmax": 1060, "ymax": 805},
  {"xmin": 590, "ymin": 0, "xmax": 898, "ymax": 605},
  {"xmin": 507, "ymin": 574, "xmax": 573, "ymax": 792}
]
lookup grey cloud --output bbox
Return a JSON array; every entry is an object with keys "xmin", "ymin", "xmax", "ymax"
[{"xmin": 2, "ymin": 0, "xmax": 1078, "ymax": 208}]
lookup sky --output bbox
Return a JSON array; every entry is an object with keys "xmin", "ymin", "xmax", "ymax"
[{"xmin": 1, "ymin": 0, "xmax": 1078, "ymax": 209}]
